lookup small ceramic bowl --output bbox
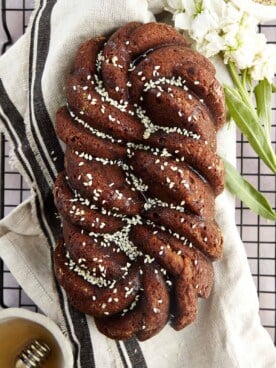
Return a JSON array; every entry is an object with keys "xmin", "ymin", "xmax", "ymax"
[{"xmin": 0, "ymin": 308, "xmax": 74, "ymax": 368}]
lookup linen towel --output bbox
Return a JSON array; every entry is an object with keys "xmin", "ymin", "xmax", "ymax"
[{"xmin": 0, "ymin": 1, "xmax": 276, "ymax": 367}]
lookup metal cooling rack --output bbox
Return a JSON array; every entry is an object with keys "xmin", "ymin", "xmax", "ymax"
[{"xmin": 0, "ymin": 0, "xmax": 275, "ymax": 343}]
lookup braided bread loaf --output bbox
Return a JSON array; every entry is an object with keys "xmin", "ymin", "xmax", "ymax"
[{"xmin": 54, "ymin": 22, "xmax": 225, "ymax": 341}]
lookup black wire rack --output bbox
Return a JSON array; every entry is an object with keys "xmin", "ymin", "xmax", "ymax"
[{"xmin": 0, "ymin": 0, "xmax": 275, "ymax": 343}]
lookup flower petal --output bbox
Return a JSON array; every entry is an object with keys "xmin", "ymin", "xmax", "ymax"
[{"xmin": 174, "ymin": 12, "xmax": 191, "ymax": 30}]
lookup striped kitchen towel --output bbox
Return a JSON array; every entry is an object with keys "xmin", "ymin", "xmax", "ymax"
[{"xmin": 0, "ymin": 1, "xmax": 275, "ymax": 367}]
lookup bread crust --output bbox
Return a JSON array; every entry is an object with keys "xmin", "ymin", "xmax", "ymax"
[{"xmin": 53, "ymin": 21, "xmax": 225, "ymax": 341}]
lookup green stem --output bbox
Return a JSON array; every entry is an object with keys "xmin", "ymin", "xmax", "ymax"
[
  {"xmin": 227, "ymin": 61, "xmax": 256, "ymax": 112},
  {"xmin": 242, "ymin": 69, "xmax": 247, "ymax": 91},
  {"xmin": 247, "ymin": 71, "xmax": 254, "ymax": 98}
]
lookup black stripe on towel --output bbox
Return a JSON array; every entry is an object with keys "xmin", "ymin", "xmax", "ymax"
[
  {"xmin": 0, "ymin": 76, "xmax": 61, "ymax": 239},
  {"xmin": 0, "ymin": 79, "xmax": 60, "ymax": 251},
  {"xmin": 28, "ymin": 2, "xmax": 94, "ymax": 367},
  {"xmin": 116, "ymin": 341, "xmax": 128, "ymax": 368},
  {"xmin": 0, "ymin": 79, "xmax": 44, "ymax": 195},
  {"xmin": 28, "ymin": 0, "xmax": 63, "ymax": 183},
  {"xmin": 69, "ymin": 306, "xmax": 96, "ymax": 368},
  {"xmin": 28, "ymin": 0, "xmax": 148, "ymax": 366},
  {"xmin": 0, "ymin": 114, "xmax": 33, "ymax": 185},
  {"xmin": 0, "ymin": 79, "xmax": 79, "ymax": 360},
  {"xmin": 28, "ymin": 2, "xmax": 147, "ymax": 367},
  {"xmin": 124, "ymin": 338, "xmax": 148, "ymax": 368}
]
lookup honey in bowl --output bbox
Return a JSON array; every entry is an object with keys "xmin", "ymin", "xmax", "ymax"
[{"xmin": 0, "ymin": 317, "xmax": 62, "ymax": 367}]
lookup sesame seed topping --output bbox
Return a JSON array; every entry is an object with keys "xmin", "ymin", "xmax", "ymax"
[
  {"xmin": 61, "ymin": 49, "xmax": 209, "ymax": 305},
  {"xmin": 153, "ymin": 307, "xmax": 160, "ymax": 313}
]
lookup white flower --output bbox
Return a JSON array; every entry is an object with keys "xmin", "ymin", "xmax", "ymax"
[
  {"xmin": 182, "ymin": 0, "xmax": 198, "ymax": 16},
  {"xmin": 222, "ymin": 23, "xmax": 240, "ymax": 49},
  {"xmin": 174, "ymin": 12, "xmax": 191, "ymax": 30},
  {"xmin": 173, "ymin": 1, "xmax": 220, "ymax": 42},
  {"xmin": 196, "ymin": 31, "xmax": 225, "ymax": 58},
  {"xmin": 164, "ymin": 0, "xmax": 276, "ymax": 81},
  {"xmin": 239, "ymin": 11, "xmax": 259, "ymax": 34},
  {"xmin": 207, "ymin": 0, "xmax": 226, "ymax": 18},
  {"xmin": 226, "ymin": 45, "xmax": 256, "ymax": 70},
  {"xmin": 165, "ymin": 0, "xmax": 194, "ymax": 15},
  {"xmin": 250, "ymin": 44, "xmax": 276, "ymax": 82},
  {"xmin": 191, "ymin": 8, "xmax": 219, "ymax": 41},
  {"xmin": 231, "ymin": 0, "xmax": 276, "ymax": 22},
  {"xmin": 219, "ymin": 2, "xmax": 243, "ymax": 29},
  {"xmin": 167, "ymin": 0, "xmax": 194, "ymax": 31},
  {"xmin": 222, "ymin": 12, "xmax": 263, "ymax": 70},
  {"xmin": 165, "ymin": 0, "xmax": 183, "ymax": 13}
]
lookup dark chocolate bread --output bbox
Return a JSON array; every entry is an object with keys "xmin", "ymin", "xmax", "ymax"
[{"xmin": 53, "ymin": 21, "xmax": 225, "ymax": 341}]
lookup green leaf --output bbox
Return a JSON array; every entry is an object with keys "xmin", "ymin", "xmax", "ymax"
[
  {"xmin": 254, "ymin": 78, "xmax": 272, "ymax": 138},
  {"xmin": 224, "ymin": 85, "xmax": 276, "ymax": 173},
  {"xmin": 224, "ymin": 160, "xmax": 276, "ymax": 221}
]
